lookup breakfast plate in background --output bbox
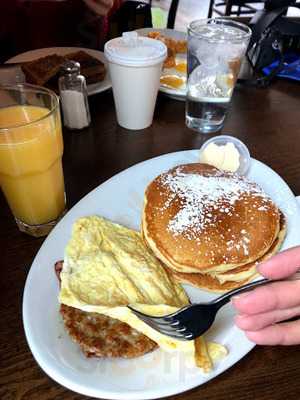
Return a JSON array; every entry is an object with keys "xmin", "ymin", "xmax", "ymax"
[
  {"xmin": 22, "ymin": 150, "xmax": 300, "ymax": 399},
  {"xmin": 136, "ymin": 28, "xmax": 187, "ymax": 101},
  {"xmin": 6, "ymin": 47, "xmax": 112, "ymax": 96}
]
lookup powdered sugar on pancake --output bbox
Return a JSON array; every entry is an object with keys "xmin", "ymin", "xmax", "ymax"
[{"xmin": 160, "ymin": 166, "xmax": 274, "ymax": 240}]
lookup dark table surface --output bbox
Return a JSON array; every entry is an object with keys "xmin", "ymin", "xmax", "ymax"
[{"xmin": 1, "ymin": 80, "xmax": 300, "ymax": 400}]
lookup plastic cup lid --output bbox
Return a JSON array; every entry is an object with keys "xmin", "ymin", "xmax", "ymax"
[{"xmin": 104, "ymin": 32, "xmax": 167, "ymax": 67}]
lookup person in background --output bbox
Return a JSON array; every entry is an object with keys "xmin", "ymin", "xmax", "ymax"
[
  {"xmin": 0, "ymin": 0, "xmax": 122, "ymax": 62},
  {"xmin": 83, "ymin": 0, "xmax": 116, "ymax": 15},
  {"xmin": 233, "ymin": 246, "xmax": 300, "ymax": 345}
]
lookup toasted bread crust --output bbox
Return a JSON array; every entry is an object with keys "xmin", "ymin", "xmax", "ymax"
[
  {"xmin": 22, "ymin": 54, "xmax": 66, "ymax": 85},
  {"xmin": 21, "ymin": 51, "xmax": 106, "ymax": 89},
  {"xmin": 65, "ymin": 51, "xmax": 106, "ymax": 82}
]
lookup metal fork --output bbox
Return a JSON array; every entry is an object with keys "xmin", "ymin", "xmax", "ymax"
[{"xmin": 128, "ymin": 272, "xmax": 300, "ymax": 340}]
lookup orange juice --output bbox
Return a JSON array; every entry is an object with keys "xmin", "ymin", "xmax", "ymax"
[{"xmin": 0, "ymin": 105, "xmax": 65, "ymax": 225}]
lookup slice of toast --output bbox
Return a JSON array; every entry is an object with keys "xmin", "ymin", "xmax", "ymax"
[
  {"xmin": 65, "ymin": 51, "xmax": 106, "ymax": 84},
  {"xmin": 21, "ymin": 50, "xmax": 106, "ymax": 89},
  {"xmin": 21, "ymin": 54, "xmax": 66, "ymax": 86}
]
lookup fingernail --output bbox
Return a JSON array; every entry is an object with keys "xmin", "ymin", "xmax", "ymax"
[
  {"xmin": 231, "ymin": 292, "xmax": 251, "ymax": 303},
  {"xmin": 231, "ymin": 293, "xmax": 252, "ymax": 309}
]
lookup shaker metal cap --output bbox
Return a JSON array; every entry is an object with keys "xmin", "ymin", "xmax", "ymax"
[{"xmin": 61, "ymin": 60, "xmax": 81, "ymax": 74}]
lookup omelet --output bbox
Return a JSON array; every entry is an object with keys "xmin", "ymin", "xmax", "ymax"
[{"xmin": 59, "ymin": 216, "xmax": 227, "ymax": 371}]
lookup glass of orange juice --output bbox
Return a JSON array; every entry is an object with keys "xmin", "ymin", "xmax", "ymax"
[{"xmin": 0, "ymin": 84, "xmax": 66, "ymax": 237}]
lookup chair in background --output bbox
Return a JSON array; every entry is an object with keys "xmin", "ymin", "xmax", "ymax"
[
  {"xmin": 208, "ymin": 0, "xmax": 265, "ymax": 17},
  {"xmin": 167, "ymin": 0, "xmax": 180, "ymax": 28}
]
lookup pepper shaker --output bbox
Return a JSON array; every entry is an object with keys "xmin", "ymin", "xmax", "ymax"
[{"xmin": 58, "ymin": 60, "xmax": 91, "ymax": 130}]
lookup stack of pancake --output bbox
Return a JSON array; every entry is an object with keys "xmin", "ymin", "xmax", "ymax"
[{"xmin": 142, "ymin": 163, "xmax": 286, "ymax": 293}]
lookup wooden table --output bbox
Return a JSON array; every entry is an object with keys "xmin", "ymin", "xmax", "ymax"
[{"xmin": 1, "ymin": 80, "xmax": 300, "ymax": 400}]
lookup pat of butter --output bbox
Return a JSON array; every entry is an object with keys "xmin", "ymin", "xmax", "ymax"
[{"xmin": 200, "ymin": 142, "xmax": 240, "ymax": 172}]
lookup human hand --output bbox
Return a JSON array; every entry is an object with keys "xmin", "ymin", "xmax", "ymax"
[
  {"xmin": 232, "ymin": 246, "xmax": 300, "ymax": 345},
  {"xmin": 83, "ymin": 0, "xmax": 115, "ymax": 16}
]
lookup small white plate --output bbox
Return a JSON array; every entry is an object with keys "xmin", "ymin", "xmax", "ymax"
[
  {"xmin": 6, "ymin": 47, "xmax": 112, "ymax": 96},
  {"xmin": 136, "ymin": 28, "xmax": 187, "ymax": 101},
  {"xmin": 23, "ymin": 150, "xmax": 300, "ymax": 399}
]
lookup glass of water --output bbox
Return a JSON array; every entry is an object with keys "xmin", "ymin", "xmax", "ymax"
[{"xmin": 186, "ymin": 19, "xmax": 251, "ymax": 134}]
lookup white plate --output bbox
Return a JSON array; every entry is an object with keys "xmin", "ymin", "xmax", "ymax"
[
  {"xmin": 6, "ymin": 47, "xmax": 112, "ymax": 96},
  {"xmin": 136, "ymin": 28, "xmax": 187, "ymax": 101},
  {"xmin": 23, "ymin": 151, "xmax": 300, "ymax": 399}
]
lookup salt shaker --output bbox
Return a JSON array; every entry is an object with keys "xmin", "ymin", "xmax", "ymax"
[{"xmin": 58, "ymin": 60, "xmax": 91, "ymax": 130}]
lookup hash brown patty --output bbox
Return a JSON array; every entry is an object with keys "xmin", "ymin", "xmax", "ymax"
[{"xmin": 56, "ymin": 261, "xmax": 157, "ymax": 358}]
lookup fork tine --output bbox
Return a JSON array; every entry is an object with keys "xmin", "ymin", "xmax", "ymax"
[
  {"xmin": 158, "ymin": 330, "xmax": 188, "ymax": 339},
  {"xmin": 128, "ymin": 308, "xmax": 180, "ymax": 330},
  {"xmin": 154, "ymin": 324, "xmax": 186, "ymax": 335},
  {"xmin": 182, "ymin": 332, "xmax": 194, "ymax": 340},
  {"xmin": 140, "ymin": 317, "xmax": 181, "ymax": 327},
  {"xmin": 129, "ymin": 308, "xmax": 189, "ymax": 339},
  {"xmin": 148, "ymin": 318, "xmax": 181, "ymax": 327},
  {"xmin": 155, "ymin": 327, "xmax": 191, "ymax": 340},
  {"xmin": 155, "ymin": 325, "xmax": 194, "ymax": 340},
  {"xmin": 127, "ymin": 306, "xmax": 182, "ymax": 326},
  {"xmin": 129, "ymin": 307, "xmax": 197, "ymax": 340},
  {"xmin": 141, "ymin": 320, "xmax": 187, "ymax": 339},
  {"xmin": 127, "ymin": 306, "xmax": 178, "ymax": 323},
  {"xmin": 153, "ymin": 321, "xmax": 189, "ymax": 333},
  {"xmin": 137, "ymin": 315, "xmax": 182, "ymax": 335},
  {"xmin": 175, "ymin": 326, "xmax": 189, "ymax": 333}
]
